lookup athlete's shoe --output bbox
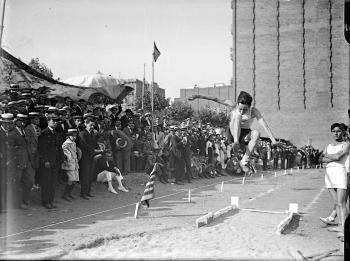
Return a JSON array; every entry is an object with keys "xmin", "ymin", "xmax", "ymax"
[
  {"xmin": 118, "ymin": 186, "xmax": 129, "ymax": 192},
  {"xmin": 108, "ymin": 187, "xmax": 118, "ymax": 194},
  {"xmin": 320, "ymin": 216, "xmax": 337, "ymax": 226},
  {"xmin": 327, "ymin": 226, "xmax": 343, "ymax": 232}
]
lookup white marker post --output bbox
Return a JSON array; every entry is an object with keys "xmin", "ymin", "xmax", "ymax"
[
  {"xmin": 231, "ymin": 196, "xmax": 239, "ymax": 209},
  {"xmin": 261, "ymin": 174, "xmax": 264, "ymax": 180},
  {"xmin": 290, "ymin": 168, "xmax": 293, "ymax": 174},
  {"xmin": 242, "ymin": 177, "xmax": 245, "ymax": 184},
  {"xmin": 274, "ymin": 172, "xmax": 277, "ymax": 177},
  {"xmin": 220, "ymin": 181, "xmax": 224, "ymax": 192},
  {"xmin": 284, "ymin": 169, "xmax": 287, "ymax": 175},
  {"xmin": 134, "ymin": 202, "xmax": 140, "ymax": 219},
  {"xmin": 188, "ymin": 189, "xmax": 191, "ymax": 203},
  {"xmin": 297, "ymin": 166, "xmax": 300, "ymax": 172},
  {"xmin": 289, "ymin": 203, "xmax": 299, "ymax": 214}
]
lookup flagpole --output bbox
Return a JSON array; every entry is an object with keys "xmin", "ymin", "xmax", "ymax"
[
  {"xmin": 0, "ymin": 0, "xmax": 7, "ymax": 51},
  {"xmin": 151, "ymin": 59, "xmax": 154, "ymax": 133},
  {"xmin": 142, "ymin": 63, "xmax": 145, "ymax": 110}
]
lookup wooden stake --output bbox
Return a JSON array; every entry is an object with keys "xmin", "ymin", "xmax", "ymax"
[
  {"xmin": 242, "ymin": 177, "xmax": 245, "ymax": 184},
  {"xmin": 231, "ymin": 196, "xmax": 239, "ymax": 208},
  {"xmin": 134, "ymin": 202, "xmax": 140, "ymax": 218},
  {"xmin": 274, "ymin": 172, "xmax": 277, "ymax": 177},
  {"xmin": 220, "ymin": 181, "xmax": 224, "ymax": 192},
  {"xmin": 261, "ymin": 174, "xmax": 263, "ymax": 180},
  {"xmin": 188, "ymin": 189, "xmax": 191, "ymax": 203}
]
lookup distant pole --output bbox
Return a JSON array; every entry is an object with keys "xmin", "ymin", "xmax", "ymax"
[
  {"xmin": 0, "ymin": 0, "xmax": 7, "ymax": 50},
  {"xmin": 142, "ymin": 63, "xmax": 145, "ymax": 110},
  {"xmin": 151, "ymin": 59, "xmax": 154, "ymax": 133}
]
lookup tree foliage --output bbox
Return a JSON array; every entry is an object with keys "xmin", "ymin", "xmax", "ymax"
[
  {"xmin": 167, "ymin": 101, "xmax": 194, "ymax": 122},
  {"xmin": 198, "ymin": 106, "xmax": 229, "ymax": 128},
  {"xmin": 28, "ymin": 58, "xmax": 54, "ymax": 78},
  {"xmin": 135, "ymin": 90, "xmax": 170, "ymax": 112}
]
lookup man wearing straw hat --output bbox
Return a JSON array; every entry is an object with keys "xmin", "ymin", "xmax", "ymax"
[
  {"xmin": 25, "ymin": 112, "xmax": 42, "ymax": 186},
  {"xmin": 8, "ymin": 114, "xmax": 35, "ymax": 210},
  {"xmin": 79, "ymin": 117, "xmax": 103, "ymax": 200},
  {"xmin": 38, "ymin": 114, "xmax": 64, "ymax": 209},
  {"xmin": 0, "ymin": 113, "xmax": 15, "ymax": 211}
]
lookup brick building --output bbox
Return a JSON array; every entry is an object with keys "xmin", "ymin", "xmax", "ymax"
[{"xmin": 176, "ymin": 0, "xmax": 349, "ymax": 149}]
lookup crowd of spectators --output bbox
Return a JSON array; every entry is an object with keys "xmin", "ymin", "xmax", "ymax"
[{"xmin": 0, "ymin": 84, "xmax": 318, "ymax": 211}]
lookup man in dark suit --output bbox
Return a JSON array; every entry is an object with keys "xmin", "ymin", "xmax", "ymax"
[
  {"xmin": 8, "ymin": 114, "xmax": 36, "ymax": 209},
  {"xmin": 79, "ymin": 118, "xmax": 102, "ymax": 199},
  {"xmin": 25, "ymin": 112, "xmax": 41, "ymax": 186},
  {"xmin": 38, "ymin": 115, "xmax": 64, "ymax": 209},
  {"xmin": 170, "ymin": 127, "xmax": 185, "ymax": 185},
  {"xmin": 109, "ymin": 104, "xmax": 122, "ymax": 129},
  {"xmin": 121, "ymin": 109, "xmax": 133, "ymax": 129},
  {"xmin": 121, "ymin": 121, "xmax": 134, "ymax": 175},
  {"xmin": 0, "ymin": 113, "xmax": 14, "ymax": 212}
]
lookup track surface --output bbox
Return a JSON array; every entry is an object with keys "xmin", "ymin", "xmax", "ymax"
[{"xmin": 0, "ymin": 168, "xmax": 344, "ymax": 260}]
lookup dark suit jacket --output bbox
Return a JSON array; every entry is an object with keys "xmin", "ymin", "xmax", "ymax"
[
  {"xmin": 0, "ymin": 128, "xmax": 10, "ymax": 183},
  {"xmin": 25, "ymin": 124, "xmax": 40, "ymax": 168},
  {"xmin": 38, "ymin": 127, "xmax": 64, "ymax": 168},
  {"xmin": 8, "ymin": 128, "xmax": 33, "ymax": 170},
  {"xmin": 79, "ymin": 129, "xmax": 98, "ymax": 160}
]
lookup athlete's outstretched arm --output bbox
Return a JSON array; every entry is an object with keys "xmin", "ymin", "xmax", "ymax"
[
  {"xmin": 188, "ymin": 94, "xmax": 236, "ymax": 109},
  {"xmin": 253, "ymin": 108, "xmax": 277, "ymax": 144}
]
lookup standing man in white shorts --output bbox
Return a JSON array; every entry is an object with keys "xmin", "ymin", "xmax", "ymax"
[
  {"xmin": 321, "ymin": 123, "xmax": 349, "ymax": 237},
  {"xmin": 189, "ymin": 91, "xmax": 279, "ymax": 173}
]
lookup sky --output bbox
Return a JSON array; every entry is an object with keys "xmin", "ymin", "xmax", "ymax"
[{"xmin": 2, "ymin": 0, "xmax": 233, "ymax": 99}]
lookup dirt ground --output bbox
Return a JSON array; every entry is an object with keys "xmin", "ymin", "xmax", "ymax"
[{"xmin": 0, "ymin": 168, "xmax": 345, "ymax": 260}]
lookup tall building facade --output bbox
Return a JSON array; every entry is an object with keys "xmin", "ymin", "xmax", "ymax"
[{"xmin": 177, "ymin": 0, "xmax": 349, "ymax": 149}]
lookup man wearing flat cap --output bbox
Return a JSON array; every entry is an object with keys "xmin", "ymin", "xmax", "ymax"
[
  {"xmin": 7, "ymin": 114, "xmax": 35, "ymax": 210},
  {"xmin": 108, "ymin": 104, "xmax": 122, "ymax": 128},
  {"xmin": 38, "ymin": 115, "xmax": 64, "ymax": 209},
  {"xmin": 0, "ymin": 113, "xmax": 14, "ymax": 211},
  {"xmin": 141, "ymin": 113, "xmax": 152, "ymax": 129}
]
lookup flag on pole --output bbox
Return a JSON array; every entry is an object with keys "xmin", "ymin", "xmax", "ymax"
[
  {"xmin": 153, "ymin": 42, "xmax": 161, "ymax": 62},
  {"xmin": 140, "ymin": 163, "xmax": 158, "ymax": 208}
]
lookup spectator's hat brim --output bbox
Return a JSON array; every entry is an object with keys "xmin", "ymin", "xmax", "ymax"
[
  {"xmin": 67, "ymin": 128, "xmax": 78, "ymax": 135},
  {"xmin": 0, "ymin": 113, "xmax": 14, "ymax": 123},
  {"xmin": 14, "ymin": 113, "xmax": 28, "ymax": 122}
]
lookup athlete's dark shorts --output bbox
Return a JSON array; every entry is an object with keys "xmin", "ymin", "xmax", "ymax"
[{"xmin": 226, "ymin": 128, "xmax": 251, "ymax": 145}]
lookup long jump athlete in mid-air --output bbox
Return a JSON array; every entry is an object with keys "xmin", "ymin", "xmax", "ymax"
[{"xmin": 188, "ymin": 91, "xmax": 279, "ymax": 174}]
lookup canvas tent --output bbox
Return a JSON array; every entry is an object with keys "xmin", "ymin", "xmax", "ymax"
[{"xmin": 0, "ymin": 48, "xmax": 133, "ymax": 103}]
